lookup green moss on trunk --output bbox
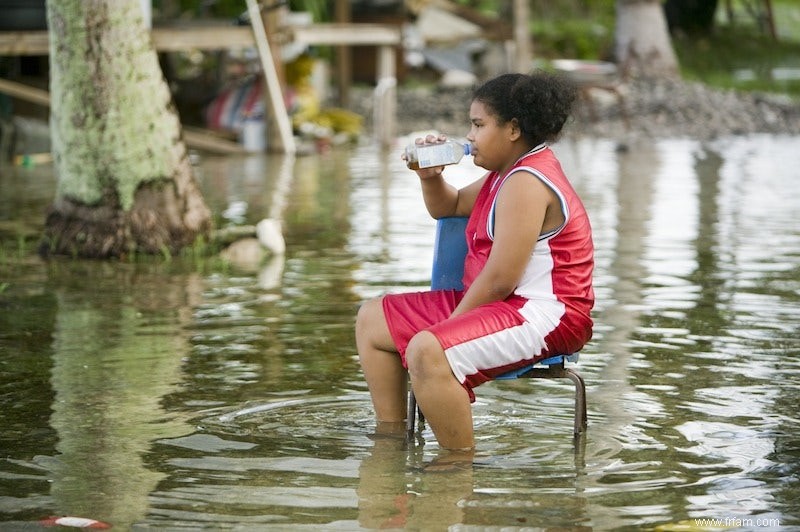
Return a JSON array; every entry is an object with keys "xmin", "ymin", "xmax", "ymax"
[{"xmin": 45, "ymin": 0, "xmax": 211, "ymax": 258}]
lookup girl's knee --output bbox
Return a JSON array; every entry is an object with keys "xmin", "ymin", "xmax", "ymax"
[
  {"xmin": 406, "ymin": 331, "xmax": 447, "ymax": 380},
  {"xmin": 356, "ymin": 297, "xmax": 383, "ymax": 333},
  {"xmin": 356, "ymin": 297, "xmax": 396, "ymax": 355}
]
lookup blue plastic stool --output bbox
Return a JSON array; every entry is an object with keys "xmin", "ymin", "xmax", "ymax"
[{"xmin": 406, "ymin": 217, "xmax": 588, "ymax": 438}]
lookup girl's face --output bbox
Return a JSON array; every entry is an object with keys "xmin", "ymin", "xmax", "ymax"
[{"xmin": 466, "ymin": 100, "xmax": 519, "ymax": 173}]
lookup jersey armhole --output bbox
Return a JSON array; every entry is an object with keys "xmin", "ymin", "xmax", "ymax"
[{"xmin": 487, "ymin": 167, "xmax": 569, "ymax": 241}]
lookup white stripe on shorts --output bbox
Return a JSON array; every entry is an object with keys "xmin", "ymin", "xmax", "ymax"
[{"xmin": 443, "ymin": 299, "xmax": 564, "ymax": 384}]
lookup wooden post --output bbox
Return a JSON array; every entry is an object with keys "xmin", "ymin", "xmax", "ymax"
[
  {"xmin": 513, "ymin": 0, "xmax": 532, "ymax": 73},
  {"xmin": 334, "ymin": 0, "xmax": 352, "ymax": 107},
  {"xmin": 374, "ymin": 45, "xmax": 396, "ymax": 147},
  {"xmin": 245, "ymin": 0, "xmax": 296, "ymax": 154}
]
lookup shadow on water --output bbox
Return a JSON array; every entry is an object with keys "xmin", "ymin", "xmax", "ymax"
[{"xmin": 1, "ymin": 134, "xmax": 799, "ymax": 529}]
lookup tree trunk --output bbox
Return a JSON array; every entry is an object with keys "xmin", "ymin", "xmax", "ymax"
[
  {"xmin": 615, "ymin": 0, "xmax": 680, "ymax": 79},
  {"xmin": 43, "ymin": 0, "xmax": 211, "ymax": 259}
]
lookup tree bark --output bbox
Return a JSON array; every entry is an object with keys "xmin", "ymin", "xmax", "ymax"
[
  {"xmin": 43, "ymin": 0, "xmax": 211, "ymax": 258},
  {"xmin": 615, "ymin": 0, "xmax": 680, "ymax": 79}
]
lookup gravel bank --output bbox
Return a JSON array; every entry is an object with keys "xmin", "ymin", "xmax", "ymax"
[{"xmin": 352, "ymin": 77, "xmax": 800, "ymax": 143}]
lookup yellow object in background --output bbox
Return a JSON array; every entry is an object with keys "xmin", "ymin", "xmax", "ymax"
[
  {"xmin": 13, "ymin": 153, "xmax": 53, "ymax": 167},
  {"xmin": 285, "ymin": 54, "xmax": 363, "ymax": 141}
]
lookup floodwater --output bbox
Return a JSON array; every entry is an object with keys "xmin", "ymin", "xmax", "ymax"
[{"xmin": 1, "ymin": 133, "xmax": 799, "ymax": 530}]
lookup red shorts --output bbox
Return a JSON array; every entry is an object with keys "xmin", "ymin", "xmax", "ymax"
[{"xmin": 382, "ymin": 289, "xmax": 575, "ymax": 402}]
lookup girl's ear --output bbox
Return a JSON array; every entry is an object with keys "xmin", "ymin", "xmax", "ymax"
[{"xmin": 508, "ymin": 118, "xmax": 522, "ymax": 141}]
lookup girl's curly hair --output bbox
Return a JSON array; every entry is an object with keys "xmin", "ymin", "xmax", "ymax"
[{"xmin": 472, "ymin": 71, "xmax": 577, "ymax": 146}]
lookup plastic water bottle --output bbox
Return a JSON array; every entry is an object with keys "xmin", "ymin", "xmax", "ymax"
[{"xmin": 405, "ymin": 139, "xmax": 472, "ymax": 170}]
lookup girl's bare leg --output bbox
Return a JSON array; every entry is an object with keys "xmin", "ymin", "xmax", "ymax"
[
  {"xmin": 406, "ymin": 331, "xmax": 475, "ymax": 450},
  {"xmin": 356, "ymin": 297, "xmax": 408, "ymax": 423}
]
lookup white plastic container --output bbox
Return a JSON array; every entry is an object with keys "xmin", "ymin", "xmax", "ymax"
[
  {"xmin": 240, "ymin": 119, "xmax": 266, "ymax": 153},
  {"xmin": 405, "ymin": 139, "xmax": 471, "ymax": 169}
]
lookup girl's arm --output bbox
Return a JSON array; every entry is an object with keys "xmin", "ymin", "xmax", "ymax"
[
  {"xmin": 408, "ymin": 134, "xmax": 484, "ymax": 218},
  {"xmin": 450, "ymin": 172, "xmax": 556, "ymax": 317},
  {"xmin": 417, "ymin": 170, "xmax": 486, "ymax": 219}
]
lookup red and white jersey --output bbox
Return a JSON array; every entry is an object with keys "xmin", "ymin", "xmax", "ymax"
[{"xmin": 462, "ymin": 144, "xmax": 594, "ymax": 350}]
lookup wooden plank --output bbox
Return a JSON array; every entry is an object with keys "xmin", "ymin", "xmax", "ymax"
[
  {"xmin": 0, "ymin": 31, "xmax": 49, "ymax": 56},
  {"xmin": 0, "ymin": 27, "xmax": 256, "ymax": 56},
  {"xmin": 289, "ymin": 24, "xmax": 400, "ymax": 46},
  {"xmin": 0, "ymin": 77, "xmax": 245, "ymax": 154},
  {"xmin": 0, "ymin": 23, "xmax": 400, "ymax": 56},
  {"xmin": 182, "ymin": 127, "xmax": 246, "ymax": 154},
  {"xmin": 0, "ymin": 77, "xmax": 49, "ymax": 106},
  {"xmin": 152, "ymin": 25, "xmax": 255, "ymax": 51},
  {"xmin": 245, "ymin": 0, "xmax": 296, "ymax": 155}
]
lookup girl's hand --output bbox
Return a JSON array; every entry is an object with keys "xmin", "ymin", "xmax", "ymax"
[{"xmin": 403, "ymin": 134, "xmax": 447, "ymax": 179}]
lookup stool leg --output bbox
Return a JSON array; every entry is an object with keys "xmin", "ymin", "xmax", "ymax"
[
  {"xmin": 565, "ymin": 369, "xmax": 587, "ymax": 435},
  {"xmin": 406, "ymin": 390, "xmax": 417, "ymax": 436}
]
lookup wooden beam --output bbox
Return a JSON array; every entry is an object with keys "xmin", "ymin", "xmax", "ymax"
[
  {"xmin": 0, "ymin": 31, "xmax": 49, "ymax": 56},
  {"xmin": 0, "ymin": 24, "xmax": 400, "ymax": 56},
  {"xmin": 245, "ymin": 0, "xmax": 296, "ymax": 155},
  {"xmin": 182, "ymin": 127, "xmax": 246, "ymax": 154},
  {"xmin": 0, "ymin": 77, "xmax": 49, "ymax": 106},
  {"xmin": 289, "ymin": 24, "xmax": 400, "ymax": 46},
  {"xmin": 0, "ymin": 77, "xmax": 245, "ymax": 154},
  {"xmin": 152, "ymin": 25, "xmax": 255, "ymax": 51},
  {"xmin": 0, "ymin": 27, "xmax": 257, "ymax": 56}
]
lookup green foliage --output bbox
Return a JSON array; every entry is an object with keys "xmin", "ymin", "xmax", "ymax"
[
  {"xmin": 524, "ymin": 3, "xmax": 615, "ymax": 61},
  {"xmin": 673, "ymin": 27, "xmax": 800, "ymax": 98},
  {"xmin": 0, "ymin": 233, "xmax": 43, "ymax": 282},
  {"xmin": 0, "ymin": 233, "xmax": 33, "ymax": 263},
  {"xmin": 532, "ymin": 18, "xmax": 614, "ymax": 61},
  {"xmin": 159, "ymin": 244, "xmax": 173, "ymax": 262},
  {"xmin": 670, "ymin": 0, "xmax": 800, "ymax": 98}
]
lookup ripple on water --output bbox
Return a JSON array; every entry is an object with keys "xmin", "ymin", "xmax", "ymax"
[{"xmin": 201, "ymin": 393, "xmax": 378, "ymax": 445}]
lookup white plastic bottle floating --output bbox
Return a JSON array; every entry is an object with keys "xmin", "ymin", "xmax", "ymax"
[{"xmin": 405, "ymin": 139, "xmax": 472, "ymax": 169}]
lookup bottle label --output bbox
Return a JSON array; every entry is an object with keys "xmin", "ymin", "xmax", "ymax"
[{"xmin": 416, "ymin": 143, "xmax": 457, "ymax": 168}]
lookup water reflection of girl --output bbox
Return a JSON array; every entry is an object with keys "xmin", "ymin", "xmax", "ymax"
[{"xmin": 357, "ymin": 433, "xmax": 473, "ymax": 529}]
